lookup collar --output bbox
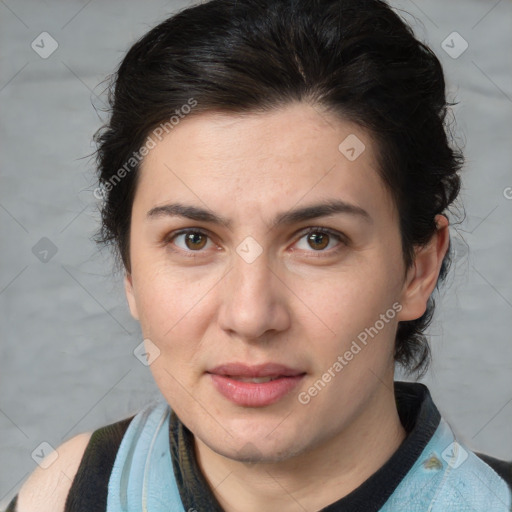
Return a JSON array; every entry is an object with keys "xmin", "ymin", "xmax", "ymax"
[{"xmin": 169, "ymin": 381, "xmax": 441, "ymax": 512}]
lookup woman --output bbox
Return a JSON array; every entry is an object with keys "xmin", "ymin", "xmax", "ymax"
[{"xmin": 8, "ymin": 0, "xmax": 511, "ymax": 510}]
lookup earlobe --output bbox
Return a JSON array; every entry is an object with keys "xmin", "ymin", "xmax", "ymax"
[
  {"xmin": 397, "ymin": 215, "xmax": 450, "ymax": 322},
  {"xmin": 124, "ymin": 273, "xmax": 140, "ymax": 320}
]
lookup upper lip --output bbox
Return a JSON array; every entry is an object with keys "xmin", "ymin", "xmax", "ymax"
[{"xmin": 208, "ymin": 363, "xmax": 305, "ymax": 378}]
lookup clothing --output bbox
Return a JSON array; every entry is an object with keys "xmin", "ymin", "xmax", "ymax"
[{"xmin": 6, "ymin": 381, "xmax": 512, "ymax": 511}]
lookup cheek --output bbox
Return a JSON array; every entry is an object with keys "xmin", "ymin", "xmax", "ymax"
[
  {"xmin": 302, "ymin": 263, "xmax": 401, "ymax": 329},
  {"xmin": 133, "ymin": 271, "xmax": 210, "ymax": 393},
  {"xmin": 295, "ymin": 260, "xmax": 403, "ymax": 373},
  {"xmin": 295, "ymin": 273, "xmax": 401, "ymax": 408},
  {"xmin": 131, "ymin": 262, "xmax": 218, "ymax": 349}
]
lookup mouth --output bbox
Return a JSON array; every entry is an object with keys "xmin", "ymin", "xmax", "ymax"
[
  {"xmin": 226, "ymin": 376, "xmax": 282, "ymax": 383},
  {"xmin": 207, "ymin": 363, "xmax": 306, "ymax": 407}
]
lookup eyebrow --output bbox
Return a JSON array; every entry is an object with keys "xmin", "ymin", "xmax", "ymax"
[{"xmin": 146, "ymin": 199, "xmax": 371, "ymax": 229}]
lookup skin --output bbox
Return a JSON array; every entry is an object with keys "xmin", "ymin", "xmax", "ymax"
[{"xmin": 124, "ymin": 102, "xmax": 449, "ymax": 511}]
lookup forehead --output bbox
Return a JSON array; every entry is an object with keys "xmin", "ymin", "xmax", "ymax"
[{"xmin": 135, "ymin": 103, "xmax": 394, "ymax": 222}]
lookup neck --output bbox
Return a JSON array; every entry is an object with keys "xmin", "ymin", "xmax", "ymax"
[{"xmin": 194, "ymin": 380, "xmax": 407, "ymax": 512}]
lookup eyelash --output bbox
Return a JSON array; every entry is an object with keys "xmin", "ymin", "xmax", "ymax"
[{"xmin": 163, "ymin": 227, "xmax": 347, "ymax": 258}]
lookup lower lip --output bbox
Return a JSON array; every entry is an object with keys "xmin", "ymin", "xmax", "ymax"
[{"xmin": 209, "ymin": 374, "xmax": 305, "ymax": 407}]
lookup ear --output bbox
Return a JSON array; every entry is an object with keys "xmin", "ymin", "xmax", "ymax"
[
  {"xmin": 397, "ymin": 214, "xmax": 450, "ymax": 322},
  {"xmin": 124, "ymin": 272, "xmax": 139, "ymax": 320}
]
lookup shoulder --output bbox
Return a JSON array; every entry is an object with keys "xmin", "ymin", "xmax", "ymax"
[
  {"xmin": 434, "ymin": 448, "xmax": 512, "ymax": 511},
  {"xmin": 14, "ymin": 410, "xmax": 138, "ymax": 512},
  {"xmin": 474, "ymin": 451, "xmax": 512, "ymax": 490},
  {"xmin": 16, "ymin": 432, "xmax": 92, "ymax": 512}
]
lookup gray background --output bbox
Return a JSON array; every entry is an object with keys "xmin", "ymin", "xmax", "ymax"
[{"xmin": 1, "ymin": 0, "xmax": 511, "ymax": 508}]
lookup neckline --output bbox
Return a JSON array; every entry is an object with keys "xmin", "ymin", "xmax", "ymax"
[{"xmin": 169, "ymin": 380, "xmax": 441, "ymax": 512}]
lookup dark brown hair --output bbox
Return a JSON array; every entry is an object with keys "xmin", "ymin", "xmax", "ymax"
[{"xmin": 93, "ymin": 0, "xmax": 463, "ymax": 378}]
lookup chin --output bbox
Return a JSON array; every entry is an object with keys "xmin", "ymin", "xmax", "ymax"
[
  {"xmin": 196, "ymin": 421, "xmax": 313, "ymax": 465},
  {"xmin": 210, "ymin": 439, "xmax": 304, "ymax": 464}
]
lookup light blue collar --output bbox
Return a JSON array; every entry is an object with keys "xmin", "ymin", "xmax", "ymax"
[{"xmin": 106, "ymin": 399, "xmax": 512, "ymax": 511}]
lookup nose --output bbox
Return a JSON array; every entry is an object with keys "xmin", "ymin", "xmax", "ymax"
[{"xmin": 217, "ymin": 250, "xmax": 291, "ymax": 342}]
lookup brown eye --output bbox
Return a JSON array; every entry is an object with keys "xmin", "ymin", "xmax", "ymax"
[
  {"xmin": 183, "ymin": 231, "xmax": 208, "ymax": 250},
  {"xmin": 166, "ymin": 229, "xmax": 213, "ymax": 254},
  {"xmin": 294, "ymin": 227, "xmax": 346, "ymax": 255},
  {"xmin": 307, "ymin": 232, "xmax": 330, "ymax": 251}
]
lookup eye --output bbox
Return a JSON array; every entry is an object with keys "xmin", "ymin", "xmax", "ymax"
[
  {"xmin": 164, "ymin": 227, "xmax": 347, "ymax": 257},
  {"xmin": 166, "ymin": 228, "xmax": 214, "ymax": 254},
  {"xmin": 294, "ymin": 227, "xmax": 346, "ymax": 254}
]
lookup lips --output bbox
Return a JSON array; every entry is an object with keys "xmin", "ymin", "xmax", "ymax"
[
  {"xmin": 207, "ymin": 363, "xmax": 306, "ymax": 407},
  {"xmin": 209, "ymin": 362, "xmax": 304, "ymax": 378}
]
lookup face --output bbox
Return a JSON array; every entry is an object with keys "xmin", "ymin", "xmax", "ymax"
[{"xmin": 125, "ymin": 103, "xmax": 437, "ymax": 463}]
